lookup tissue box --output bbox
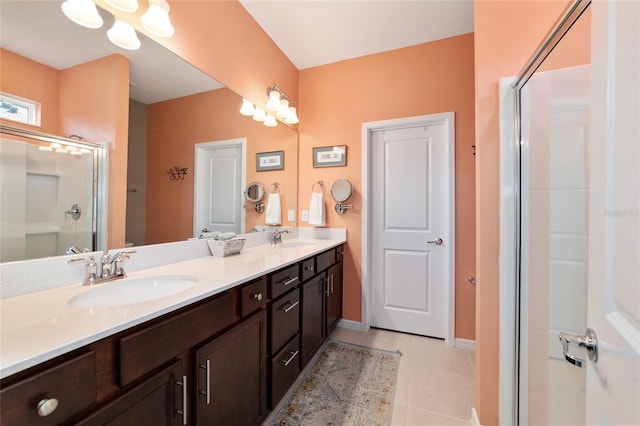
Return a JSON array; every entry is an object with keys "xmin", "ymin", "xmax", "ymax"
[{"xmin": 207, "ymin": 238, "xmax": 246, "ymax": 257}]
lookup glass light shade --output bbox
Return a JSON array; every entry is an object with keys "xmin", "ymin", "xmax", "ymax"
[
  {"xmin": 264, "ymin": 114, "xmax": 277, "ymax": 127},
  {"xmin": 266, "ymin": 90, "xmax": 281, "ymax": 111},
  {"xmin": 70, "ymin": 150, "xmax": 83, "ymax": 156},
  {"xmin": 277, "ymin": 99, "xmax": 289, "ymax": 118},
  {"xmin": 55, "ymin": 148, "xmax": 68, "ymax": 153},
  {"xmin": 39, "ymin": 146, "xmax": 53, "ymax": 152},
  {"xmin": 105, "ymin": 0, "xmax": 139, "ymax": 12},
  {"xmin": 141, "ymin": 0, "xmax": 175, "ymax": 38},
  {"xmin": 107, "ymin": 20, "xmax": 141, "ymax": 50},
  {"xmin": 61, "ymin": 0, "xmax": 104, "ymax": 29},
  {"xmin": 79, "ymin": 148, "xmax": 92, "ymax": 154},
  {"xmin": 66, "ymin": 146, "xmax": 78, "ymax": 152},
  {"xmin": 240, "ymin": 98, "xmax": 256, "ymax": 116},
  {"xmin": 285, "ymin": 106, "xmax": 299, "ymax": 124},
  {"xmin": 50, "ymin": 143, "xmax": 62, "ymax": 150},
  {"xmin": 252, "ymin": 108, "xmax": 266, "ymax": 122}
]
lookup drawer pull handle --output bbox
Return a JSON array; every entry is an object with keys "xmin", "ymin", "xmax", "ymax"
[
  {"xmin": 281, "ymin": 276, "xmax": 299, "ymax": 286},
  {"xmin": 176, "ymin": 375, "xmax": 187, "ymax": 425},
  {"xmin": 199, "ymin": 359, "xmax": 211, "ymax": 405},
  {"xmin": 305, "ymin": 266, "xmax": 314, "ymax": 272},
  {"xmin": 281, "ymin": 350, "xmax": 299, "ymax": 367},
  {"xmin": 36, "ymin": 398, "xmax": 59, "ymax": 417},
  {"xmin": 253, "ymin": 293, "xmax": 263, "ymax": 301},
  {"xmin": 282, "ymin": 300, "xmax": 299, "ymax": 313}
]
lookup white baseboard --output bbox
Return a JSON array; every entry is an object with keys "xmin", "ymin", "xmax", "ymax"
[
  {"xmin": 455, "ymin": 338, "xmax": 476, "ymax": 351},
  {"xmin": 337, "ymin": 319, "xmax": 364, "ymax": 331},
  {"xmin": 472, "ymin": 407, "xmax": 482, "ymax": 426}
]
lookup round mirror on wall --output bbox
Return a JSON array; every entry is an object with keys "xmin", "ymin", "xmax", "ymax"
[
  {"xmin": 245, "ymin": 182, "xmax": 265, "ymax": 203},
  {"xmin": 331, "ymin": 179, "xmax": 353, "ymax": 203}
]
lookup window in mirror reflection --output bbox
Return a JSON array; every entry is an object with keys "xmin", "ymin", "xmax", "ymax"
[{"xmin": 0, "ymin": 92, "xmax": 40, "ymax": 126}]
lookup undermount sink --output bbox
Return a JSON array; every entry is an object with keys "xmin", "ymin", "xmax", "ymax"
[
  {"xmin": 278, "ymin": 241, "xmax": 318, "ymax": 249},
  {"xmin": 68, "ymin": 275, "xmax": 198, "ymax": 308}
]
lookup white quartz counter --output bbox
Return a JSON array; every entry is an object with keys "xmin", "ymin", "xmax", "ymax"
[{"xmin": 0, "ymin": 237, "xmax": 345, "ymax": 379}]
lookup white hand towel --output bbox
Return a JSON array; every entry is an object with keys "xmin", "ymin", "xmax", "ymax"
[
  {"xmin": 308, "ymin": 192, "xmax": 325, "ymax": 227},
  {"xmin": 265, "ymin": 193, "xmax": 282, "ymax": 225}
]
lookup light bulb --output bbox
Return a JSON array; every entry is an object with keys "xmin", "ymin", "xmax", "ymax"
[
  {"xmin": 277, "ymin": 99, "xmax": 289, "ymax": 118},
  {"xmin": 141, "ymin": 0, "xmax": 175, "ymax": 38},
  {"xmin": 252, "ymin": 108, "xmax": 266, "ymax": 122},
  {"xmin": 240, "ymin": 98, "xmax": 256, "ymax": 116},
  {"xmin": 285, "ymin": 106, "xmax": 299, "ymax": 124},
  {"xmin": 61, "ymin": 0, "xmax": 103, "ymax": 29},
  {"xmin": 107, "ymin": 19, "xmax": 141, "ymax": 50},
  {"xmin": 266, "ymin": 89, "xmax": 281, "ymax": 111},
  {"xmin": 264, "ymin": 114, "xmax": 277, "ymax": 127}
]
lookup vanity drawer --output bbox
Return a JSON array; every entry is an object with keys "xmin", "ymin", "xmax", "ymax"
[
  {"xmin": 270, "ymin": 288, "xmax": 300, "ymax": 354},
  {"xmin": 301, "ymin": 258, "xmax": 316, "ymax": 282},
  {"xmin": 0, "ymin": 351, "xmax": 96, "ymax": 425},
  {"xmin": 270, "ymin": 335, "xmax": 301, "ymax": 408},
  {"xmin": 118, "ymin": 291, "xmax": 234, "ymax": 386},
  {"xmin": 241, "ymin": 277, "xmax": 268, "ymax": 317},
  {"xmin": 316, "ymin": 248, "xmax": 336, "ymax": 273},
  {"xmin": 269, "ymin": 264, "xmax": 300, "ymax": 299},
  {"xmin": 336, "ymin": 245, "xmax": 345, "ymax": 263}
]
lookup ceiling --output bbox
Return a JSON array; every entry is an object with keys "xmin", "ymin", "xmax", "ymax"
[
  {"xmin": 239, "ymin": 0, "xmax": 474, "ymax": 70},
  {"xmin": 0, "ymin": 1, "xmax": 474, "ymax": 104}
]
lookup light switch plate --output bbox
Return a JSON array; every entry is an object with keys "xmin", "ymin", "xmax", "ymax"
[
  {"xmin": 301, "ymin": 210, "xmax": 309, "ymax": 222},
  {"xmin": 287, "ymin": 210, "xmax": 295, "ymax": 222}
]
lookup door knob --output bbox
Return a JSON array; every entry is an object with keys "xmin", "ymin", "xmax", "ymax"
[
  {"xmin": 558, "ymin": 328, "xmax": 598, "ymax": 367},
  {"xmin": 427, "ymin": 238, "xmax": 444, "ymax": 246}
]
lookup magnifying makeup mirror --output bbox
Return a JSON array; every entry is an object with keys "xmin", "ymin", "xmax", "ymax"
[
  {"xmin": 244, "ymin": 182, "xmax": 265, "ymax": 213},
  {"xmin": 331, "ymin": 179, "xmax": 354, "ymax": 214}
]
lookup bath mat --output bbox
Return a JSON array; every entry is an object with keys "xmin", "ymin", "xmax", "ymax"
[{"xmin": 271, "ymin": 338, "xmax": 401, "ymax": 426}]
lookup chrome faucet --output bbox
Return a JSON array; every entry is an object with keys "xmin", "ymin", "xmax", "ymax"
[
  {"xmin": 68, "ymin": 249, "xmax": 137, "ymax": 286},
  {"xmin": 270, "ymin": 229, "xmax": 290, "ymax": 245}
]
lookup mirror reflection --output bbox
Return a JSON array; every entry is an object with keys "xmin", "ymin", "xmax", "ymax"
[{"xmin": 0, "ymin": 0, "xmax": 298, "ymax": 261}]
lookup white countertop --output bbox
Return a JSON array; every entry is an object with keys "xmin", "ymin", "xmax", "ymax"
[{"xmin": 0, "ymin": 237, "xmax": 345, "ymax": 379}]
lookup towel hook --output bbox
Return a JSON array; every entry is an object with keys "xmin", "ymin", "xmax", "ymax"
[
  {"xmin": 270, "ymin": 182, "xmax": 280, "ymax": 193},
  {"xmin": 312, "ymin": 180, "xmax": 325, "ymax": 193}
]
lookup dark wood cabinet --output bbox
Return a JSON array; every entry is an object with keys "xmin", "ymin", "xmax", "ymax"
[
  {"xmin": 76, "ymin": 360, "xmax": 184, "ymax": 426},
  {"xmin": 301, "ymin": 274, "xmax": 325, "ymax": 367},
  {"xmin": 195, "ymin": 310, "xmax": 267, "ymax": 426},
  {"xmin": 325, "ymin": 262, "xmax": 343, "ymax": 336}
]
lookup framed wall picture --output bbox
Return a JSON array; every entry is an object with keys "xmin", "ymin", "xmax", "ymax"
[
  {"xmin": 313, "ymin": 145, "xmax": 347, "ymax": 167},
  {"xmin": 256, "ymin": 151, "xmax": 284, "ymax": 171}
]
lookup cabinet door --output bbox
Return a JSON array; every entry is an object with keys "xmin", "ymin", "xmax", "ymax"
[
  {"xmin": 325, "ymin": 262, "xmax": 343, "ymax": 336},
  {"xmin": 77, "ymin": 360, "xmax": 184, "ymax": 426},
  {"xmin": 301, "ymin": 274, "xmax": 325, "ymax": 367},
  {"xmin": 195, "ymin": 311, "xmax": 267, "ymax": 426}
]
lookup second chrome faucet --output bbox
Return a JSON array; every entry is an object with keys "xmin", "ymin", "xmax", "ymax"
[{"xmin": 69, "ymin": 249, "xmax": 137, "ymax": 286}]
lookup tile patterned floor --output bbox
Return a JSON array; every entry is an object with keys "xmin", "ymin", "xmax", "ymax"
[{"xmin": 330, "ymin": 327, "xmax": 475, "ymax": 426}]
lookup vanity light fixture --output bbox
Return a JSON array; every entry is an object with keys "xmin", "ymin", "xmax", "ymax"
[
  {"xmin": 277, "ymin": 98, "xmax": 289, "ymax": 118},
  {"xmin": 105, "ymin": 0, "xmax": 139, "ymax": 13},
  {"xmin": 107, "ymin": 19, "xmax": 141, "ymax": 50},
  {"xmin": 141, "ymin": 0, "xmax": 175, "ymax": 38},
  {"xmin": 252, "ymin": 108, "xmax": 267, "ymax": 122},
  {"xmin": 265, "ymin": 83, "xmax": 299, "ymax": 125},
  {"xmin": 264, "ymin": 114, "xmax": 277, "ymax": 127},
  {"xmin": 285, "ymin": 104, "xmax": 299, "ymax": 124},
  {"xmin": 240, "ymin": 98, "xmax": 256, "ymax": 116},
  {"xmin": 61, "ymin": 0, "xmax": 104, "ymax": 29}
]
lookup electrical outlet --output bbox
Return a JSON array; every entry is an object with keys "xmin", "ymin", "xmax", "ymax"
[
  {"xmin": 288, "ymin": 210, "xmax": 295, "ymax": 222},
  {"xmin": 301, "ymin": 210, "xmax": 309, "ymax": 222}
]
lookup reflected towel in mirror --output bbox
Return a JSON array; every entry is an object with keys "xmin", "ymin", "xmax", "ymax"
[
  {"xmin": 266, "ymin": 193, "xmax": 282, "ymax": 225},
  {"xmin": 309, "ymin": 192, "xmax": 325, "ymax": 227}
]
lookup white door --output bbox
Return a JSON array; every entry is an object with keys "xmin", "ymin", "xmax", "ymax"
[
  {"xmin": 585, "ymin": 1, "xmax": 640, "ymax": 423},
  {"xmin": 370, "ymin": 113, "xmax": 454, "ymax": 338},
  {"xmin": 194, "ymin": 139, "xmax": 245, "ymax": 236}
]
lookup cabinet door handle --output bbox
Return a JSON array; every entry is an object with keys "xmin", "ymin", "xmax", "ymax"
[
  {"xmin": 281, "ymin": 350, "xmax": 299, "ymax": 367},
  {"xmin": 176, "ymin": 375, "xmax": 187, "ymax": 425},
  {"xmin": 324, "ymin": 277, "xmax": 330, "ymax": 296},
  {"xmin": 199, "ymin": 359, "xmax": 211, "ymax": 405},
  {"xmin": 36, "ymin": 398, "xmax": 59, "ymax": 417},
  {"xmin": 281, "ymin": 276, "xmax": 299, "ymax": 286},
  {"xmin": 282, "ymin": 300, "xmax": 299, "ymax": 313},
  {"xmin": 330, "ymin": 274, "xmax": 334, "ymax": 293}
]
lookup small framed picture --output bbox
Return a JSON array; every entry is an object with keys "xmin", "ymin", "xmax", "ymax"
[
  {"xmin": 313, "ymin": 145, "xmax": 347, "ymax": 167},
  {"xmin": 256, "ymin": 151, "xmax": 284, "ymax": 171}
]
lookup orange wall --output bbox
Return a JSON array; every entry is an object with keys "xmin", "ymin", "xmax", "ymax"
[
  {"xmin": 474, "ymin": 1, "xmax": 578, "ymax": 423},
  {"xmin": 59, "ymin": 55, "xmax": 130, "ymax": 249},
  {"xmin": 0, "ymin": 48, "xmax": 60, "ymax": 134},
  {"xmin": 145, "ymin": 88, "xmax": 298, "ymax": 243},
  {"xmin": 298, "ymin": 34, "xmax": 476, "ymax": 338},
  {"xmin": 100, "ymin": 0, "xmax": 298, "ymax": 110}
]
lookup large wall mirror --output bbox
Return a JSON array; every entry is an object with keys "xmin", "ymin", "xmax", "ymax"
[{"xmin": 0, "ymin": 0, "xmax": 298, "ymax": 261}]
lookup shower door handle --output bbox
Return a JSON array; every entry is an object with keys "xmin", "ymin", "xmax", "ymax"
[{"xmin": 558, "ymin": 328, "xmax": 598, "ymax": 368}]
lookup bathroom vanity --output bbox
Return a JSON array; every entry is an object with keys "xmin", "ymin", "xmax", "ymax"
[{"xmin": 0, "ymin": 237, "xmax": 345, "ymax": 425}]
